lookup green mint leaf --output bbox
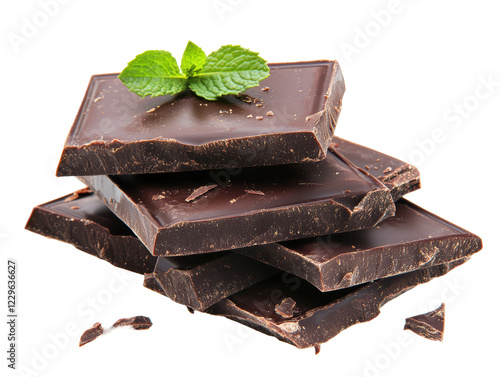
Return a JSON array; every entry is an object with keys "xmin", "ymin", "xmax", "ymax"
[
  {"xmin": 118, "ymin": 50, "xmax": 187, "ymax": 97},
  {"xmin": 188, "ymin": 45, "xmax": 270, "ymax": 100},
  {"xmin": 180, "ymin": 41, "xmax": 206, "ymax": 77}
]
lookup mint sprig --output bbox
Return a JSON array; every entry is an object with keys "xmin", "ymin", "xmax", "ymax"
[{"xmin": 118, "ymin": 42, "xmax": 270, "ymax": 100}]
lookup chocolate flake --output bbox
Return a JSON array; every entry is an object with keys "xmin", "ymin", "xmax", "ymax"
[
  {"xmin": 266, "ymin": 111, "xmax": 275, "ymax": 116},
  {"xmin": 275, "ymin": 297, "xmax": 296, "ymax": 318},
  {"xmin": 261, "ymin": 86, "xmax": 270, "ymax": 91},
  {"xmin": 314, "ymin": 344, "xmax": 321, "ymax": 355},
  {"xmin": 244, "ymin": 189, "xmax": 265, "ymax": 196},
  {"xmin": 112, "ymin": 316, "xmax": 153, "ymax": 330},
  {"xmin": 185, "ymin": 184, "xmax": 218, "ymax": 203},
  {"xmin": 256, "ymin": 116, "xmax": 264, "ymax": 120},
  {"xmin": 383, "ymin": 167, "xmax": 393, "ymax": 174},
  {"xmin": 404, "ymin": 303, "xmax": 445, "ymax": 341},
  {"xmin": 187, "ymin": 307, "xmax": 195, "ymax": 314},
  {"xmin": 64, "ymin": 187, "xmax": 92, "ymax": 202},
  {"xmin": 79, "ymin": 323, "xmax": 104, "ymax": 347}
]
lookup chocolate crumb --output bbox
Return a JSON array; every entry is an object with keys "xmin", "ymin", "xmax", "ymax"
[
  {"xmin": 79, "ymin": 323, "xmax": 104, "ymax": 347},
  {"xmin": 256, "ymin": 103, "xmax": 263, "ymax": 107},
  {"xmin": 185, "ymin": 184, "xmax": 218, "ymax": 203},
  {"xmin": 256, "ymin": 116, "xmax": 264, "ymax": 120},
  {"xmin": 236, "ymin": 93, "xmax": 262, "ymax": 103},
  {"xmin": 244, "ymin": 189, "xmax": 265, "ymax": 196},
  {"xmin": 71, "ymin": 206, "xmax": 80, "ymax": 210},
  {"xmin": 373, "ymin": 166, "xmax": 379, "ymax": 170},
  {"xmin": 364, "ymin": 165, "xmax": 370, "ymax": 170},
  {"xmin": 64, "ymin": 188, "xmax": 92, "ymax": 202},
  {"xmin": 229, "ymin": 199, "xmax": 237, "ymax": 204},
  {"xmin": 275, "ymin": 297, "xmax": 296, "ymax": 318},
  {"xmin": 383, "ymin": 167, "xmax": 393, "ymax": 174},
  {"xmin": 314, "ymin": 344, "xmax": 321, "ymax": 355},
  {"xmin": 112, "ymin": 316, "xmax": 152, "ymax": 330},
  {"xmin": 261, "ymin": 86, "xmax": 270, "ymax": 91},
  {"xmin": 344, "ymin": 190, "xmax": 351, "ymax": 193},
  {"xmin": 376, "ymin": 158, "xmax": 381, "ymax": 162},
  {"xmin": 187, "ymin": 307, "xmax": 195, "ymax": 314},
  {"xmin": 152, "ymin": 194, "xmax": 165, "ymax": 201},
  {"xmin": 247, "ymin": 114, "xmax": 253, "ymax": 118}
]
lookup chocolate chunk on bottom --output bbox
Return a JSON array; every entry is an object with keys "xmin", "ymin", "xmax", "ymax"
[{"xmin": 404, "ymin": 303, "xmax": 445, "ymax": 341}]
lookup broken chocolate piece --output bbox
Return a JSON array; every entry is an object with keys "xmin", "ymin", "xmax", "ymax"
[
  {"xmin": 185, "ymin": 184, "xmax": 218, "ymax": 202},
  {"xmin": 149, "ymin": 253, "xmax": 279, "ymax": 311},
  {"xmin": 404, "ymin": 303, "xmax": 445, "ymax": 341},
  {"xmin": 275, "ymin": 297, "xmax": 296, "ymax": 318},
  {"xmin": 238, "ymin": 199, "xmax": 482, "ymax": 292},
  {"xmin": 79, "ymin": 148, "xmax": 395, "ymax": 256},
  {"xmin": 331, "ymin": 137, "xmax": 420, "ymax": 201},
  {"xmin": 314, "ymin": 344, "xmax": 321, "ymax": 355},
  {"xmin": 206, "ymin": 260, "xmax": 467, "ymax": 349},
  {"xmin": 57, "ymin": 61, "xmax": 345, "ymax": 176},
  {"xmin": 112, "ymin": 316, "xmax": 152, "ymax": 330},
  {"xmin": 25, "ymin": 191, "xmax": 156, "ymax": 275},
  {"xmin": 79, "ymin": 323, "xmax": 104, "ymax": 347}
]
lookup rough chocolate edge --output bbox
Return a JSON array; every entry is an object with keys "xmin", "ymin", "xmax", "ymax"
[
  {"xmin": 79, "ymin": 160, "xmax": 394, "ymax": 256},
  {"xmin": 330, "ymin": 138, "xmax": 421, "ymax": 201},
  {"xmin": 309, "ymin": 61, "xmax": 346, "ymax": 157},
  {"xmin": 238, "ymin": 230, "xmax": 481, "ymax": 292},
  {"xmin": 57, "ymin": 61, "xmax": 345, "ymax": 177},
  {"xmin": 380, "ymin": 164, "xmax": 421, "ymax": 202},
  {"xmin": 152, "ymin": 253, "xmax": 279, "ymax": 311},
  {"xmin": 143, "ymin": 273, "xmax": 165, "ymax": 294},
  {"xmin": 25, "ymin": 198, "xmax": 156, "ymax": 275},
  {"xmin": 404, "ymin": 303, "xmax": 445, "ymax": 341},
  {"xmin": 59, "ymin": 132, "xmax": 325, "ymax": 176},
  {"xmin": 206, "ymin": 259, "xmax": 467, "ymax": 349},
  {"xmin": 78, "ymin": 175, "xmax": 160, "ymax": 253}
]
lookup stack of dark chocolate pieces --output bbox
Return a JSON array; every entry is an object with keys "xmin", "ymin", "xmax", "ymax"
[{"xmin": 26, "ymin": 61, "xmax": 482, "ymax": 350}]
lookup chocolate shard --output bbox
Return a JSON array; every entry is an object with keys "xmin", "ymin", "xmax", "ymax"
[
  {"xmin": 112, "ymin": 316, "xmax": 152, "ymax": 330},
  {"xmin": 205, "ymin": 259, "xmax": 468, "ymax": 349},
  {"xmin": 331, "ymin": 137, "xmax": 420, "ymax": 201},
  {"xmin": 237, "ymin": 199, "xmax": 482, "ymax": 292},
  {"xmin": 185, "ymin": 184, "xmax": 218, "ymax": 202},
  {"xmin": 404, "ymin": 303, "xmax": 445, "ymax": 341},
  {"xmin": 275, "ymin": 298, "xmax": 296, "ymax": 318},
  {"xmin": 149, "ymin": 253, "xmax": 279, "ymax": 311},
  {"xmin": 79, "ymin": 323, "xmax": 104, "ymax": 347},
  {"xmin": 57, "ymin": 61, "xmax": 345, "ymax": 176},
  {"xmin": 25, "ymin": 191, "xmax": 156, "ymax": 275},
  {"xmin": 79, "ymin": 148, "xmax": 395, "ymax": 256}
]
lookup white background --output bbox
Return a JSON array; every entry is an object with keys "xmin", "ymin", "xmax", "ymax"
[{"xmin": 1, "ymin": 1, "xmax": 499, "ymax": 376}]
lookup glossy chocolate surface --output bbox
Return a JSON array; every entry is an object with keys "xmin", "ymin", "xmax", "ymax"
[
  {"xmin": 79, "ymin": 148, "xmax": 394, "ymax": 256},
  {"xmin": 57, "ymin": 61, "xmax": 345, "ymax": 176}
]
